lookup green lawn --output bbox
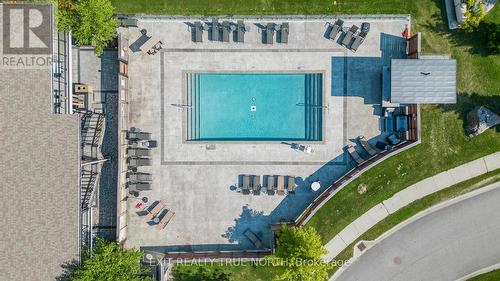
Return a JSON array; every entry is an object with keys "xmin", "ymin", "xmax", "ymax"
[
  {"xmin": 174, "ymin": 262, "xmax": 284, "ymax": 281},
  {"xmin": 112, "ymin": 0, "xmax": 414, "ymax": 15},
  {"xmin": 114, "ymin": 0, "xmax": 500, "ymax": 280},
  {"xmin": 468, "ymin": 268, "xmax": 500, "ymax": 281}
]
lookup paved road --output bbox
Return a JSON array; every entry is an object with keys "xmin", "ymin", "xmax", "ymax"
[{"xmin": 333, "ymin": 184, "xmax": 500, "ymax": 281}]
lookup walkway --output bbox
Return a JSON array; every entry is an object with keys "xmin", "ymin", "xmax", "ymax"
[
  {"xmin": 323, "ymin": 152, "xmax": 500, "ymax": 261},
  {"xmin": 332, "ymin": 181, "xmax": 500, "ymax": 281}
]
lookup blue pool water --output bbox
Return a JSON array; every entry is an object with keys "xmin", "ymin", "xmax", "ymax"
[{"xmin": 186, "ymin": 73, "xmax": 323, "ymax": 141}]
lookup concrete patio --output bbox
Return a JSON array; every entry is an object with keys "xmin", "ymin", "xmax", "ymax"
[{"xmin": 118, "ymin": 16, "xmax": 409, "ymax": 252}]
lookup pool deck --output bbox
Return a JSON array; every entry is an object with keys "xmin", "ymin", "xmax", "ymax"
[{"xmin": 119, "ymin": 16, "xmax": 409, "ymax": 252}]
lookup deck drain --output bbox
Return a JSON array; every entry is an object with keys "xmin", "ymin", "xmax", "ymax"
[{"xmin": 393, "ymin": 256, "xmax": 402, "ymax": 265}]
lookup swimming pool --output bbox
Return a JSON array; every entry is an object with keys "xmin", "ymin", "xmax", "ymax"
[{"xmin": 186, "ymin": 72, "xmax": 323, "ymax": 141}]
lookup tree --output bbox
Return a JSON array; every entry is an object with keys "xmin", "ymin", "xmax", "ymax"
[
  {"xmin": 268, "ymin": 225, "xmax": 332, "ymax": 281},
  {"xmin": 460, "ymin": 0, "xmax": 486, "ymax": 31},
  {"xmin": 57, "ymin": 0, "xmax": 117, "ymax": 55},
  {"xmin": 69, "ymin": 237, "xmax": 152, "ymax": 281}
]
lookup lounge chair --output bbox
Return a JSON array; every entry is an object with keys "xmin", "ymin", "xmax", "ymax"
[
  {"xmin": 386, "ymin": 133, "xmax": 401, "ymax": 145},
  {"xmin": 278, "ymin": 22, "xmax": 289, "ymax": 43},
  {"xmin": 146, "ymin": 201, "xmax": 165, "ymax": 220},
  {"xmin": 341, "ymin": 25, "xmax": 359, "ymax": 47},
  {"xmin": 265, "ymin": 175, "xmax": 276, "ymax": 195},
  {"xmin": 156, "ymin": 210, "xmax": 175, "ymax": 230},
  {"xmin": 359, "ymin": 136, "xmax": 377, "ymax": 156},
  {"xmin": 350, "ymin": 31, "xmax": 367, "ymax": 52},
  {"xmin": 241, "ymin": 175, "xmax": 251, "ymax": 195},
  {"xmin": 222, "ymin": 21, "xmax": 231, "ymax": 42},
  {"xmin": 128, "ymin": 172, "xmax": 152, "ymax": 182},
  {"xmin": 236, "ymin": 20, "xmax": 245, "ymax": 43},
  {"xmin": 211, "ymin": 18, "xmax": 220, "ymax": 41},
  {"xmin": 128, "ymin": 182, "xmax": 152, "ymax": 191},
  {"xmin": 128, "ymin": 157, "xmax": 152, "ymax": 167},
  {"xmin": 346, "ymin": 144, "xmax": 365, "ymax": 166},
  {"xmin": 127, "ymin": 131, "xmax": 151, "ymax": 141},
  {"xmin": 396, "ymin": 115, "xmax": 409, "ymax": 132},
  {"xmin": 326, "ymin": 19, "xmax": 344, "ymax": 40},
  {"xmin": 252, "ymin": 175, "xmax": 261, "ymax": 195},
  {"xmin": 127, "ymin": 148, "xmax": 151, "ymax": 157},
  {"xmin": 263, "ymin": 23, "xmax": 275, "ymax": 44},
  {"xmin": 244, "ymin": 229, "xmax": 263, "ymax": 248},
  {"xmin": 385, "ymin": 115, "xmax": 395, "ymax": 132},
  {"xmin": 277, "ymin": 175, "xmax": 285, "ymax": 195},
  {"xmin": 287, "ymin": 176, "xmax": 297, "ymax": 194},
  {"xmin": 193, "ymin": 21, "xmax": 203, "ymax": 43}
]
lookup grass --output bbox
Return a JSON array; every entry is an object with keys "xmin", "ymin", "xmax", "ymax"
[
  {"xmin": 112, "ymin": 0, "xmax": 414, "ymax": 15},
  {"xmin": 467, "ymin": 268, "xmax": 500, "ymax": 281},
  {"xmin": 113, "ymin": 0, "xmax": 500, "ymax": 280},
  {"xmin": 330, "ymin": 169, "xmax": 500, "ymax": 273},
  {"xmin": 174, "ymin": 262, "xmax": 284, "ymax": 281}
]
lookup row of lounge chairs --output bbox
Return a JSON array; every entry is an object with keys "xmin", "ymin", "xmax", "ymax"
[
  {"xmin": 326, "ymin": 19, "xmax": 370, "ymax": 52},
  {"xmin": 144, "ymin": 200, "xmax": 175, "ymax": 230},
  {"xmin": 126, "ymin": 129, "xmax": 157, "ymax": 194},
  {"xmin": 345, "ymin": 136, "xmax": 378, "ymax": 166},
  {"xmin": 239, "ymin": 175, "xmax": 296, "ymax": 195},
  {"xmin": 262, "ymin": 22, "xmax": 289, "ymax": 44},
  {"xmin": 192, "ymin": 19, "xmax": 248, "ymax": 43},
  {"xmin": 191, "ymin": 20, "xmax": 289, "ymax": 44},
  {"xmin": 127, "ymin": 172, "xmax": 153, "ymax": 191}
]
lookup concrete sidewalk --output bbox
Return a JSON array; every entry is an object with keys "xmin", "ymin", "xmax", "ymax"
[{"xmin": 323, "ymin": 151, "xmax": 500, "ymax": 262}]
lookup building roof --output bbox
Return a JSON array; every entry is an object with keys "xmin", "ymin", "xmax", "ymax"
[
  {"xmin": 390, "ymin": 59, "xmax": 457, "ymax": 104},
  {"xmin": 0, "ymin": 4, "xmax": 80, "ymax": 281}
]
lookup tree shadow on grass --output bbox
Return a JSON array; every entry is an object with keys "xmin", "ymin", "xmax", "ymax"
[
  {"xmin": 423, "ymin": 0, "xmax": 500, "ymax": 56},
  {"xmin": 439, "ymin": 92, "xmax": 500, "ymax": 132}
]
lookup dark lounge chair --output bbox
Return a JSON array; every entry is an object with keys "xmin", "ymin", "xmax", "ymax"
[
  {"xmin": 244, "ymin": 229, "xmax": 263, "ymax": 248},
  {"xmin": 241, "ymin": 175, "xmax": 251, "ymax": 195},
  {"xmin": 359, "ymin": 136, "xmax": 377, "ymax": 156},
  {"xmin": 193, "ymin": 21, "xmax": 203, "ymax": 43},
  {"xmin": 326, "ymin": 19, "xmax": 344, "ymax": 40},
  {"xmin": 127, "ymin": 131, "xmax": 151, "ymax": 141},
  {"xmin": 346, "ymin": 144, "xmax": 365, "ymax": 166},
  {"xmin": 264, "ymin": 175, "xmax": 276, "ymax": 195},
  {"xmin": 263, "ymin": 23, "xmax": 275, "ymax": 44},
  {"xmin": 236, "ymin": 20, "xmax": 245, "ymax": 43},
  {"xmin": 211, "ymin": 18, "xmax": 220, "ymax": 41},
  {"xmin": 128, "ymin": 172, "xmax": 152, "ymax": 182},
  {"xmin": 128, "ymin": 157, "xmax": 152, "ymax": 167},
  {"xmin": 145, "ymin": 201, "xmax": 165, "ymax": 221},
  {"xmin": 250, "ymin": 175, "xmax": 261, "ymax": 195},
  {"xmin": 222, "ymin": 21, "xmax": 231, "ymax": 42},
  {"xmin": 156, "ymin": 210, "xmax": 175, "ymax": 230},
  {"xmin": 128, "ymin": 182, "xmax": 152, "ymax": 191},
  {"xmin": 287, "ymin": 176, "xmax": 296, "ymax": 194},
  {"xmin": 278, "ymin": 22, "xmax": 289, "ymax": 43},
  {"xmin": 341, "ymin": 25, "xmax": 359, "ymax": 47},
  {"xmin": 127, "ymin": 147, "xmax": 151, "ymax": 157},
  {"xmin": 350, "ymin": 31, "xmax": 368, "ymax": 51}
]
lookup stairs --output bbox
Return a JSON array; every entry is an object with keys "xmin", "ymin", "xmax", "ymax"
[
  {"xmin": 304, "ymin": 73, "xmax": 323, "ymax": 141},
  {"xmin": 186, "ymin": 73, "xmax": 200, "ymax": 140}
]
